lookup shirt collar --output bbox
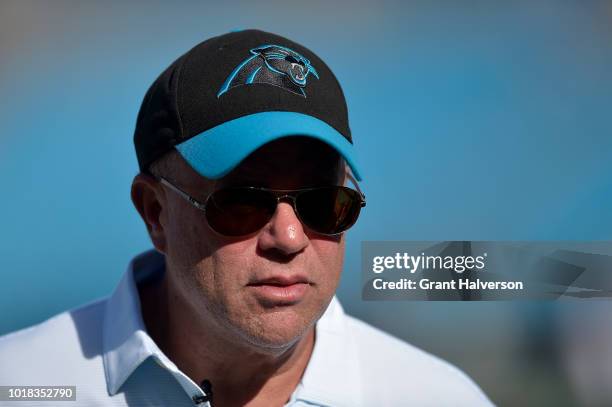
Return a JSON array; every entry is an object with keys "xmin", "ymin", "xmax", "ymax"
[
  {"xmin": 102, "ymin": 249, "xmax": 363, "ymax": 406},
  {"xmin": 103, "ymin": 249, "xmax": 204, "ymax": 399}
]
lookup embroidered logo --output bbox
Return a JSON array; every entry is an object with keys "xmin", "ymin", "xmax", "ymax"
[{"xmin": 217, "ymin": 45, "xmax": 319, "ymax": 98}]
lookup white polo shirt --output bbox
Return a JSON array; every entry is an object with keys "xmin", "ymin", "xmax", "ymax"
[{"xmin": 0, "ymin": 249, "xmax": 493, "ymax": 406}]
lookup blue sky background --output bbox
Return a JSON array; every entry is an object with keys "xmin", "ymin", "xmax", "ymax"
[{"xmin": 1, "ymin": 1, "xmax": 611, "ymax": 404}]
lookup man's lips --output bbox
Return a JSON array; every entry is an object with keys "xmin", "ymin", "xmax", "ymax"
[
  {"xmin": 249, "ymin": 275, "xmax": 310, "ymax": 286},
  {"xmin": 247, "ymin": 275, "xmax": 312, "ymax": 304}
]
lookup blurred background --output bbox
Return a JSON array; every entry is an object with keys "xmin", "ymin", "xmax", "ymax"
[{"xmin": 1, "ymin": 1, "xmax": 612, "ymax": 405}]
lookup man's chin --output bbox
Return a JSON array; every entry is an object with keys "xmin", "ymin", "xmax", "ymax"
[{"xmin": 235, "ymin": 308, "xmax": 315, "ymax": 351}]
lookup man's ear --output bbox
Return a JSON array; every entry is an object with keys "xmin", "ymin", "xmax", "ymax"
[{"xmin": 131, "ymin": 173, "xmax": 167, "ymax": 254}]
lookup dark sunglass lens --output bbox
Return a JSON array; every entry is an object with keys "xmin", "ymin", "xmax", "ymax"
[
  {"xmin": 296, "ymin": 187, "xmax": 362, "ymax": 235},
  {"xmin": 205, "ymin": 188, "xmax": 276, "ymax": 236}
]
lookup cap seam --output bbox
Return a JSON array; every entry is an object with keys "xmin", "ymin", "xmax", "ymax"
[{"xmin": 174, "ymin": 54, "xmax": 189, "ymax": 143}]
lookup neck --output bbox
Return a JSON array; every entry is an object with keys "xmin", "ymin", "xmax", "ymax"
[{"xmin": 139, "ymin": 270, "xmax": 315, "ymax": 407}]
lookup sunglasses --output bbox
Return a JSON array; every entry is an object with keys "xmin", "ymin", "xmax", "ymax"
[{"xmin": 155, "ymin": 175, "xmax": 366, "ymax": 237}]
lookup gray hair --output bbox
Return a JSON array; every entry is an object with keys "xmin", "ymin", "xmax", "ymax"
[{"xmin": 147, "ymin": 149, "xmax": 181, "ymax": 181}]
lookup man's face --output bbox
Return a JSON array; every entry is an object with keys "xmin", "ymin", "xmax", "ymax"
[{"xmin": 158, "ymin": 137, "xmax": 346, "ymax": 351}]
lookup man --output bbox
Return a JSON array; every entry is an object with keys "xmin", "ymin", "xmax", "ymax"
[{"xmin": 0, "ymin": 30, "xmax": 492, "ymax": 406}]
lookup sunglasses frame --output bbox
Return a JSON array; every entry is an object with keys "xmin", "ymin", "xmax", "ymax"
[{"xmin": 153, "ymin": 174, "xmax": 366, "ymax": 237}]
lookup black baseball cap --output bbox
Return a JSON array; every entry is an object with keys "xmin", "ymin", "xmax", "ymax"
[{"xmin": 134, "ymin": 29, "xmax": 362, "ymax": 181}]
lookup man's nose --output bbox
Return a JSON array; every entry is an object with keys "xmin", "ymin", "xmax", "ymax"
[{"xmin": 257, "ymin": 201, "xmax": 308, "ymax": 255}]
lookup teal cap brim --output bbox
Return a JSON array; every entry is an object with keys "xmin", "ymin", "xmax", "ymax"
[{"xmin": 175, "ymin": 111, "xmax": 363, "ymax": 181}]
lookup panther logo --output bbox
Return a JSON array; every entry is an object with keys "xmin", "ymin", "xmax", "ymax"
[{"xmin": 217, "ymin": 45, "xmax": 319, "ymax": 98}]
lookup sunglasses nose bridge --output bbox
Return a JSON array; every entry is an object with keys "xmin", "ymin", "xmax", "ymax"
[{"xmin": 274, "ymin": 193, "xmax": 299, "ymax": 213}]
